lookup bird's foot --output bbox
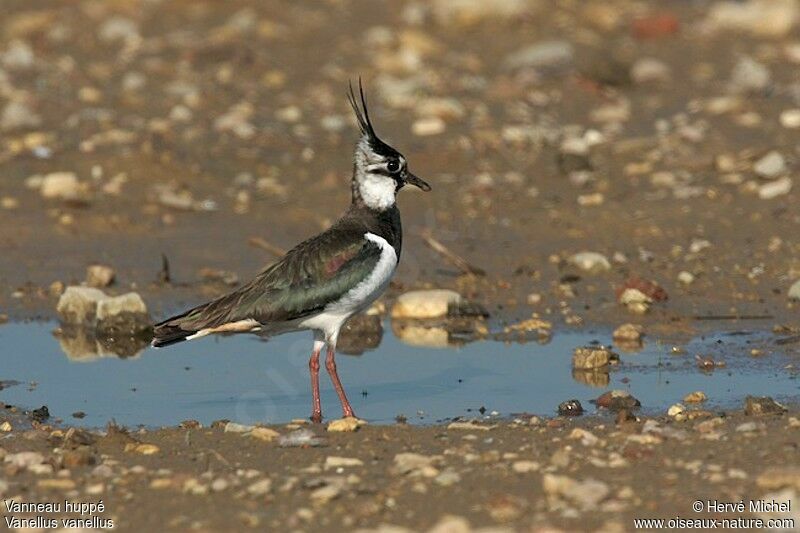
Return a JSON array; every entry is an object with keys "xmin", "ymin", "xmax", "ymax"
[{"xmin": 310, "ymin": 411, "xmax": 323, "ymax": 424}]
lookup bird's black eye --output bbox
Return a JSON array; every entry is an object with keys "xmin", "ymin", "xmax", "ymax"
[{"xmin": 386, "ymin": 160, "xmax": 400, "ymax": 173}]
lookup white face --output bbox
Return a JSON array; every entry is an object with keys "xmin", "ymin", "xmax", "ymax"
[{"xmin": 354, "ymin": 137, "xmax": 406, "ymax": 211}]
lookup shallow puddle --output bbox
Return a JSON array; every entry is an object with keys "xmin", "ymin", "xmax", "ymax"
[{"xmin": 0, "ymin": 321, "xmax": 797, "ymax": 427}]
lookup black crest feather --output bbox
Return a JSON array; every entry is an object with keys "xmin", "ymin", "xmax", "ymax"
[{"xmin": 347, "ymin": 78, "xmax": 376, "ymax": 139}]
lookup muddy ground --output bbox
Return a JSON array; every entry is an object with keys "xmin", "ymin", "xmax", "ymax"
[{"xmin": 1, "ymin": 0, "xmax": 800, "ymax": 531}]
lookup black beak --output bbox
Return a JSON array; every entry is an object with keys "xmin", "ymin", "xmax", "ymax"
[{"xmin": 405, "ymin": 172, "xmax": 431, "ymax": 191}]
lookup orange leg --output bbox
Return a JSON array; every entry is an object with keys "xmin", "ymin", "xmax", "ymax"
[
  {"xmin": 308, "ymin": 342, "xmax": 323, "ymax": 423},
  {"xmin": 325, "ymin": 347, "xmax": 355, "ymax": 418}
]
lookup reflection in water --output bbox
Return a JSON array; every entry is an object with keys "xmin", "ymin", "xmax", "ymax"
[
  {"xmin": 54, "ymin": 326, "xmax": 150, "ymax": 361},
  {"xmin": 571, "ymin": 368, "xmax": 611, "ymax": 388},
  {"xmin": 0, "ymin": 320, "xmax": 793, "ymax": 427},
  {"xmin": 337, "ymin": 315, "xmax": 383, "ymax": 355}
]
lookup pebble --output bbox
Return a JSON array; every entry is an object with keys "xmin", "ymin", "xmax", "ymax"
[
  {"xmin": 224, "ymin": 422, "xmax": 254, "ymax": 433},
  {"xmin": 1, "ymin": 100, "xmax": 41, "ymax": 130},
  {"xmin": 503, "ymin": 40, "xmax": 574, "ymax": 70},
  {"xmin": 744, "ymin": 396, "xmax": 787, "ymax": 416},
  {"xmin": 758, "ymin": 177, "xmax": 792, "ymax": 199},
  {"xmin": 124, "ymin": 443, "xmax": 160, "ymax": 455},
  {"xmin": 511, "ymin": 460, "xmax": 540, "ymax": 474},
  {"xmin": 411, "ymin": 117, "xmax": 445, "ymax": 136},
  {"xmin": 729, "ymin": 56, "xmax": 771, "ymax": 93},
  {"xmin": 39, "ymin": 172, "xmax": 87, "ymax": 201},
  {"xmin": 684, "ymin": 391, "xmax": 708, "ymax": 403},
  {"xmin": 86, "ymin": 264, "xmax": 115, "ymax": 288},
  {"xmin": 594, "ymin": 390, "xmax": 641, "ymax": 411},
  {"xmin": 558, "ymin": 399, "xmax": 584, "ymax": 416},
  {"xmin": 667, "ymin": 403, "xmax": 686, "ymax": 418},
  {"xmin": 542, "ymin": 474, "xmax": 610, "ymax": 510},
  {"xmin": 4, "ymin": 451, "xmax": 45, "ymax": 468},
  {"xmin": 753, "ymin": 151, "xmax": 786, "ymax": 179},
  {"xmin": 324, "ymin": 456, "xmax": 364, "ymax": 469},
  {"xmin": 250, "ymin": 427, "xmax": 280, "ymax": 442},
  {"xmin": 447, "ymin": 420, "xmax": 494, "ymax": 431},
  {"xmin": 706, "ymin": 0, "xmax": 799, "ymax": 38},
  {"xmin": 392, "ymin": 453, "xmax": 441, "ymax": 477},
  {"xmin": 780, "ymin": 109, "xmax": 800, "ymax": 129},
  {"xmin": 391, "ymin": 290, "xmax": 463, "ymax": 319},
  {"xmin": 568, "ymin": 252, "xmax": 611, "ymax": 274},
  {"xmin": 788, "ymin": 279, "xmax": 800, "ymax": 300},
  {"xmin": 630, "ymin": 58, "xmax": 672, "ymax": 84},
  {"xmin": 246, "ymin": 478, "xmax": 272, "ymax": 496},
  {"xmin": 434, "ymin": 469, "xmax": 461, "ymax": 486},
  {"xmin": 431, "ymin": 0, "xmax": 529, "ymax": 27},
  {"xmin": 736, "ymin": 421, "xmax": 759, "ymax": 432},
  {"xmin": 677, "ymin": 271, "xmax": 695, "ymax": 285},
  {"xmin": 612, "ymin": 323, "xmax": 643, "ymax": 342},
  {"xmin": 572, "ymin": 346, "xmax": 618, "ymax": 369},
  {"xmin": 327, "ymin": 417, "xmax": 366, "ymax": 432}
]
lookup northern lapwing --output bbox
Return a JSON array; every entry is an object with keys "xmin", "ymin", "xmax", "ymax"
[{"xmin": 152, "ymin": 80, "xmax": 431, "ymax": 422}]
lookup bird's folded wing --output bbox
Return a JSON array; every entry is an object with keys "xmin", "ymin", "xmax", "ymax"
[{"xmin": 173, "ymin": 232, "xmax": 383, "ymax": 330}]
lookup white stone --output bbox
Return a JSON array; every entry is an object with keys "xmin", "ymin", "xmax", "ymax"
[
  {"xmin": 758, "ymin": 177, "xmax": 792, "ymax": 199},
  {"xmin": 56, "ymin": 286, "xmax": 108, "ymax": 325},
  {"xmin": 391, "ymin": 290, "xmax": 463, "ymax": 319},
  {"xmin": 504, "ymin": 40, "xmax": 574, "ymax": 70},
  {"xmin": 568, "ymin": 252, "xmax": 611, "ymax": 273},
  {"xmin": 411, "ymin": 117, "xmax": 445, "ymax": 136},
  {"xmin": 753, "ymin": 151, "xmax": 786, "ymax": 179},
  {"xmin": 780, "ymin": 109, "xmax": 800, "ymax": 129},
  {"xmin": 706, "ymin": 0, "xmax": 799, "ymax": 38}
]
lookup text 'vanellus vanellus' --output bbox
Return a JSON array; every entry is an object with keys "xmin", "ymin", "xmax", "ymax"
[{"xmin": 152, "ymin": 80, "xmax": 431, "ymax": 423}]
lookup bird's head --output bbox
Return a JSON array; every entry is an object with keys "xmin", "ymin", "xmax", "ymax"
[{"xmin": 349, "ymin": 80, "xmax": 430, "ymax": 211}]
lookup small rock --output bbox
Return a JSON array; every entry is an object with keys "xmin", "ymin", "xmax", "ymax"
[
  {"xmin": 39, "ymin": 172, "xmax": 87, "ymax": 201},
  {"xmin": 31, "ymin": 405, "xmax": 49, "ymax": 422},
  {"xmin": 512, "ymin": 460, "xmax": 540, "ymax": 473},
  {"xmin": 753, "ymin": 151, "xmax": 787, "ymax": 179},
  {"xmin": 594, "ymin": 390, "xmax": 641, "ymax": 411},
  {"xmin": 434, "ymin": 469, "xmax": 461, "ymax": 486},
  {"xmin": 327, "ymin": 417, "xmax": 366, "ymax": 432},
  {"xmin": 667, "ymin": 403, "xmax": 686, "ymax": 418},
  {"xmin": 391, "ymin": 290, "xmax": 475, "ymax": 319},
  {"xmin": 37, "ymin": 478, "xmax": 76, "ymax": 490},
  {"xmin": 224, "ymin": 422, "xmax": 254, "ymax": 433},
  {"xmin": 758, "ymin": 177, "xmax": 792, "ymax": 199},
  {"xmin": 504, "ymin": 40, "xmax": 574, "ymax": 70},
  {"xmin": 542, "ymin": 474, "xmax": 610, "ymax": 510},
  {"xmin": 447, "ymin": 420, "xmax": 494, "ymax": 431},
  {"xmin": 573, "ymin": 346, "xmax": 619, "ymax": 369},
  {"xmin": 631, "ymin": 58, "xmax": 672, "ymax": 84},
  {"xmin": 250, "ymin": 427, "xmax": 280, "ymax": 442},
  {"xmin": 246, "ymin": 478, "xmax": 272, "ymax": 496},
  {"xmin": 411, "ymin": 117, "xmax": 445, "ymax": 136},
  {"xmin": 632, "ymin": 13, "xmax": 679, "ymax": 39},
  {"xmin": 730, "ymin": 56, "xmax": 771, "ymax": 93},
  {"xmin": 54, "ymin": 286, "xmax": 108, "ymax": 322},
  {"xmin": 324, "ymin": 456, "xmax": 364, "ymax": 469},
  {"xmin": 310, "ymin": 480, "xmax": 344, "ymax": 503},
  {"xmin": 683, "ymin": 391, "xmax": 708, "ymax": 403},
  {"xmin": 678, "ymin": 271, "xmax": 695, "ymax": 285},
  {"xmin": 617, "ymin": 277, "xmax": 668, "ymax": 302},
  {"xmin": 736, "ymin": 421, "xmax": 759, "ymax": 432},
  {"xmin": 124, "ymin": 443, "xmax": 159, "ymax": 455},
  {"xmin": 706, "ymin": 0, "xmax": 799, "ymax": 38},
  {"xmin": 432, "ymin": 0, "xmax": 530, "ymax": 27},
  {"xmin": 86, "ymin": 264, "xmax": 115, "ymax": 288},
  {"xmin": 780, "ymin": 109, "xmax": 800, "ymax": 129},
  {"xmin": 744, "ymin": 396, "xmax": 787, "ymax": 416},
  {"xmin": 392, "ymin": 452, "xmax": 441, "ymax": 477},
  {"xmin": 756, "ymin": 467, "xmax": 800, "ymax": 490},
  {"xmin": 5, "ymin": 451, "xmax": 45, "ymax": 468},
  {"xmin": 568, "ymin": 252, "xmax": 611, "ymax": 274},
  {"xmin": 613, "ymin": 323, "xmax": 643, "ymax": 342},
  {"xmin": 1, "ymin": 100, "xmax": 41, "ymax": 131},
  {"xmin": 788, "ymin": 280, "xmax": 800, "ymax": 300},
  {"xmin": 558, "ymin": 399, "xmax": 584, "ymax": 416}
]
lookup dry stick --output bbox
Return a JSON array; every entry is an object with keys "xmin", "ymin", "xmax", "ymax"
[
  {"xmin": 248, "ymin": 237, "xmax": 287, "ymax": 257},
  {"xmin": 419, "ymin": 229, "xmax": 485, "ymax": 276}
]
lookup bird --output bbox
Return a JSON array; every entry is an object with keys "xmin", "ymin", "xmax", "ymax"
[{"xmin": 151, "ymin": 80, "xmax": 431, "ymax": 423}]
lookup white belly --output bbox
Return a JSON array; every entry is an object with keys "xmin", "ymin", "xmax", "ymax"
[{"xmin": 299, "ymin": 232, "xmax": 397, "ymax": 341}]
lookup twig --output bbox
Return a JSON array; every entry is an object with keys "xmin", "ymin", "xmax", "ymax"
[
  {"xmin": 158, "ymin": 253, "xmax": 171, "ymax": 284},
  {"xmin": 248, "ymin": 237, "xmax": 287, "ymax": 257},
  {"xmin": 419, "ymin": 229, "xmax": 485, "ymax": 276}
]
